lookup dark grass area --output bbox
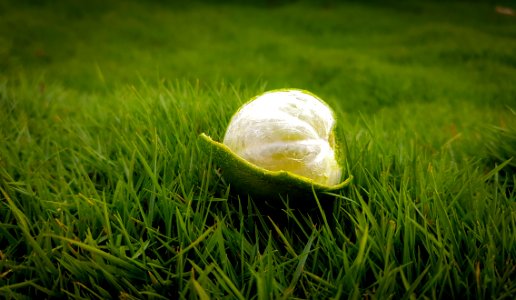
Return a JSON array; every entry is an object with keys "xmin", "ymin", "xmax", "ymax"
[{"xmin": 1, "ymin": 0, "xmax": 515, "ymax": 110}]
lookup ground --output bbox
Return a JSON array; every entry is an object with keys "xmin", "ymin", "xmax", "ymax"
[{"xmin": 0, "ymin": 0, "xmax": 515, "ymax": 299}]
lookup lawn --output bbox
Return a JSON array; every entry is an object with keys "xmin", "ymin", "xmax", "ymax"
[{"xmin": 1, "ymin": 0, "xmax": 515, "ymax": 299}]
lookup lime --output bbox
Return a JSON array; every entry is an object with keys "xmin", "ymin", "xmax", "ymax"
[{"xmin": 200, "ymin": 89, "xmax": 352, "ymax": 198}]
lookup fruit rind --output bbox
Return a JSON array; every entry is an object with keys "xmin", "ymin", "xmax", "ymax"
[{"xmin": 199, "ymin": 133, "xmax": 352, "ymax": 198}]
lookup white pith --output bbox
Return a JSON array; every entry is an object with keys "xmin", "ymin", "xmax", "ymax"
[{"xmin": 223, "ymin": 90, "xmax": 342, "ymax": 186}]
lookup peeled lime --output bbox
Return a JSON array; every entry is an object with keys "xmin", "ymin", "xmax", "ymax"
[{"xmin": 200, "ymin": 89, "xmax": 351, "ymax": 198}]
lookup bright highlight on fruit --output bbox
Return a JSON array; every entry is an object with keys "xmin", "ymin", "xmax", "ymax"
[
  {"xmin": 223, "ymin": 89, "xmax": 341, "ymax": 186},
  {"xmin": 199, "ymin": 89, "xmax": 351, "ymax": 198}
]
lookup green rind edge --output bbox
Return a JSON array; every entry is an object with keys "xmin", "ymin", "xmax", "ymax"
[{"xmin": 199, "ymin": 133, "xmax": 352, "ymax": 197}]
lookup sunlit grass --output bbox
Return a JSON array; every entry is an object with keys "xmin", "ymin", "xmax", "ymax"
[{"xmin": 1, "ymin": 0, "xmax": 515, "ymax": 299}]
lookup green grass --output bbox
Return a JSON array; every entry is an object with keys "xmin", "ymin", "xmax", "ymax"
[{"xmin": 1, "ymin": 0, "xmax": 515, "ymax": 299}]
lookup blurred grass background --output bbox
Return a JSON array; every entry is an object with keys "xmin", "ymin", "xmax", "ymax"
[
  {"xmin": 1, "ymin": 0, "xmax": 515, "ymax": 110},
  {"xmin": 1, "ymin": 0, "xmax": 515, "ymax": 298}
]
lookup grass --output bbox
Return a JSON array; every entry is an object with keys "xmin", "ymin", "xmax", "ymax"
[{"xmin": 1, "ymin": 0, "xmax": 515, "ymax": 298}]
